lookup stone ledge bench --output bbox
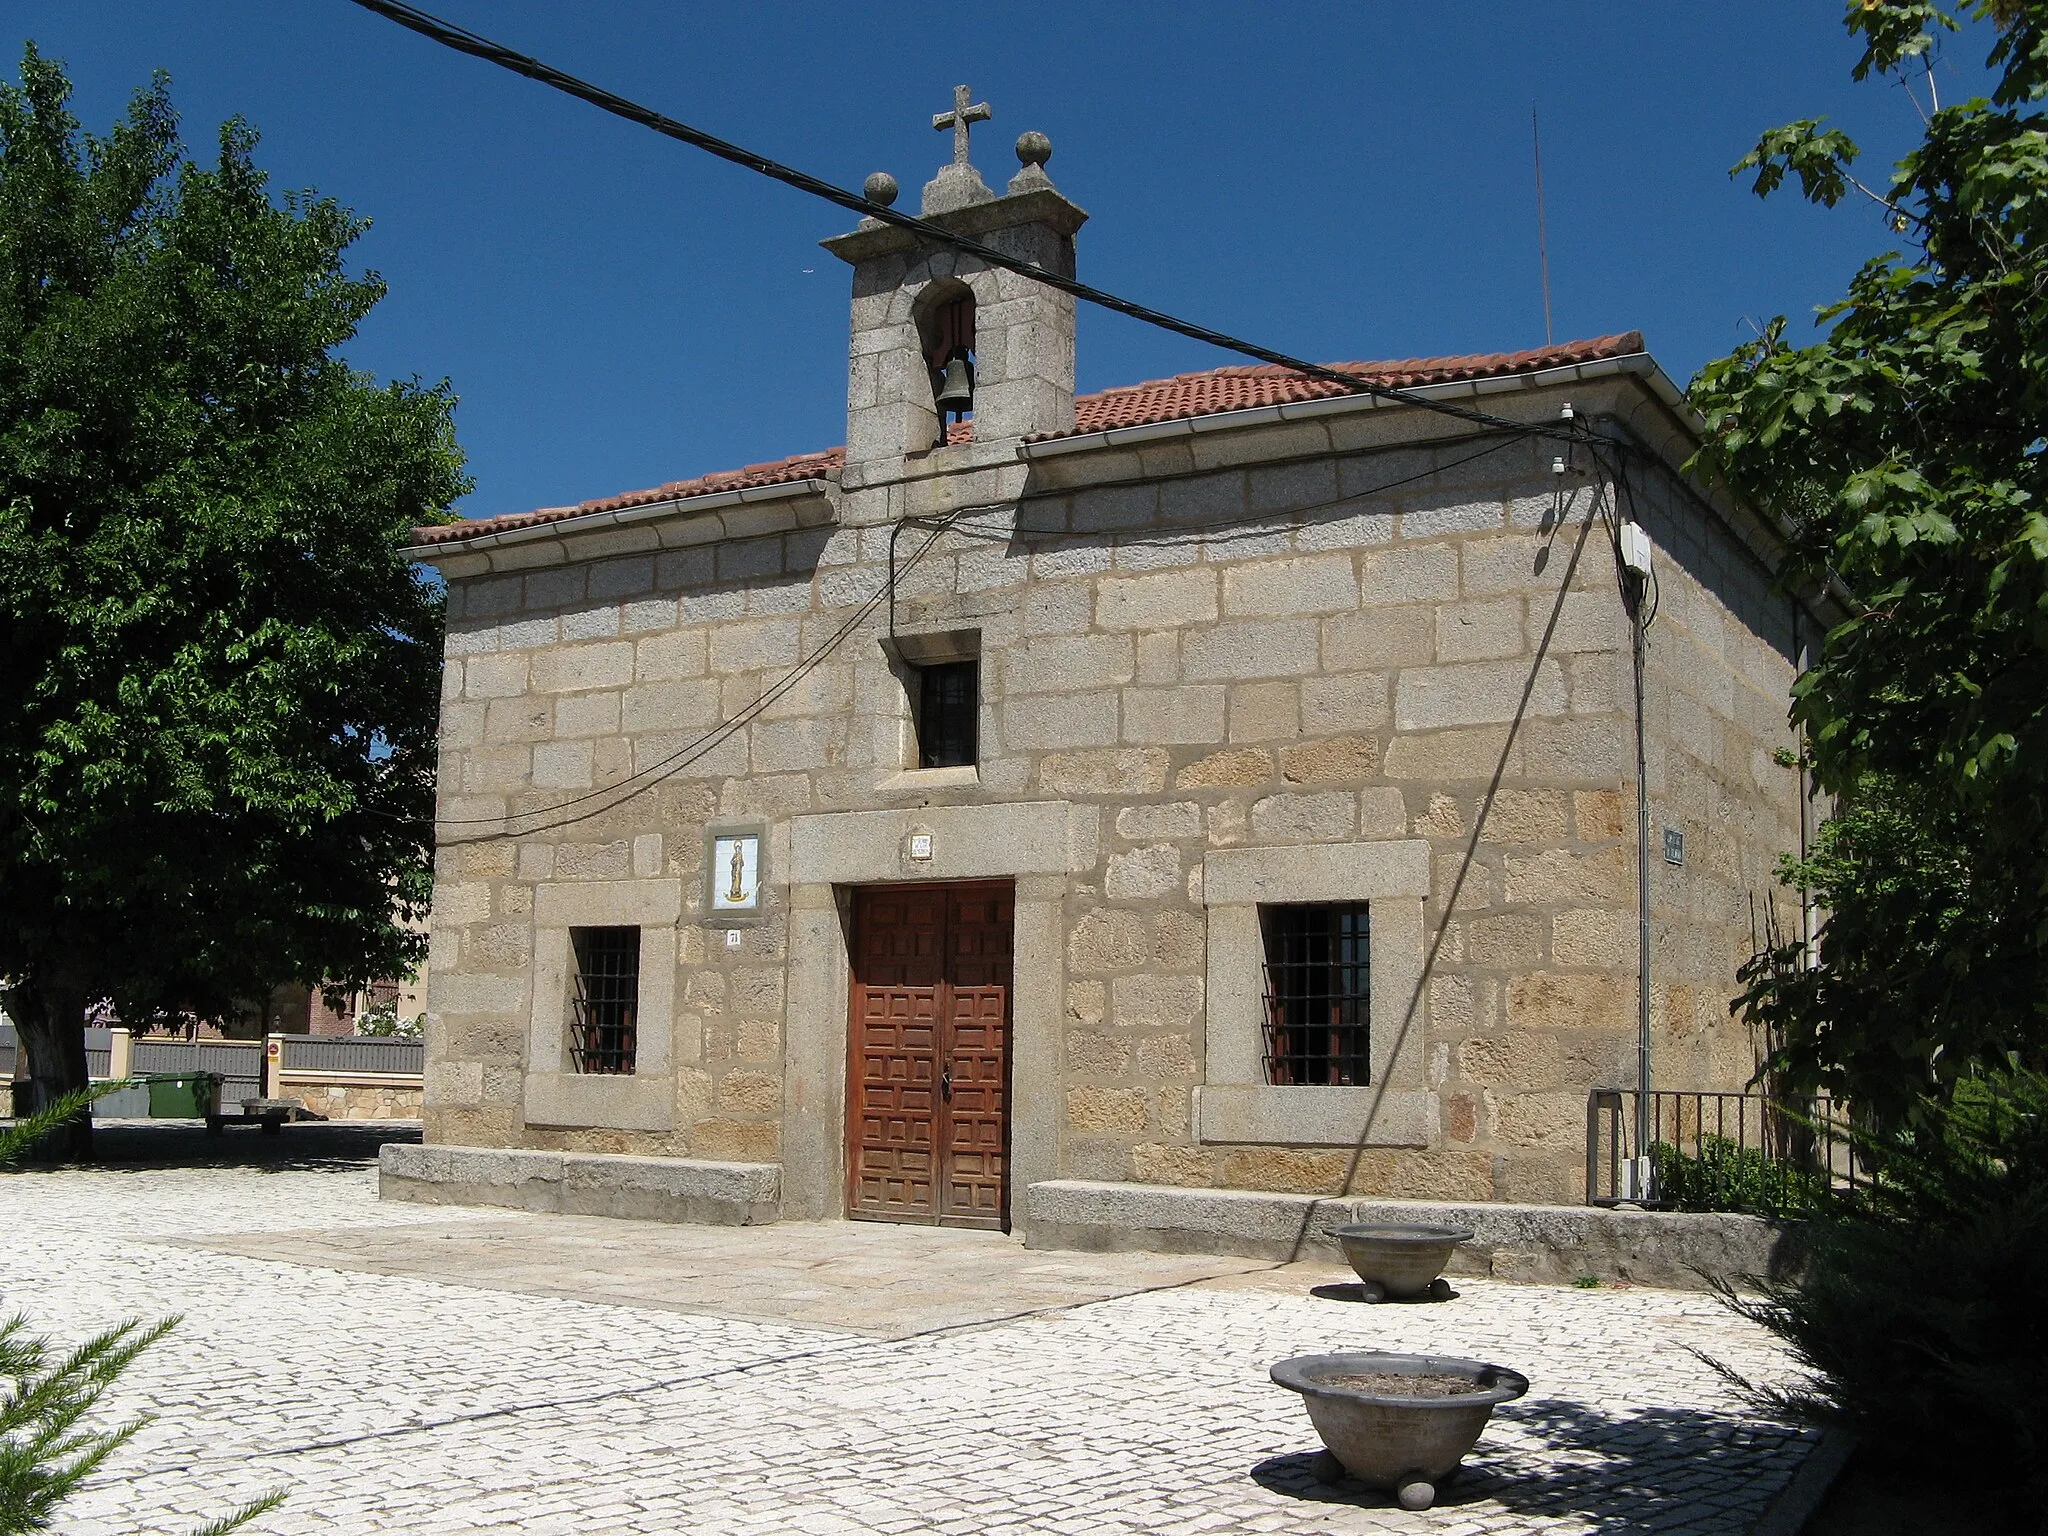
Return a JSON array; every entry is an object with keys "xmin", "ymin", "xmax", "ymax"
[
  {"xmin": 1021, "ymin": 1179, "xmax": 1799, "ymax": 1291},
  {"xmin": 379, "ymin": 1143, "xmax": 781, "ymax": 1226}
]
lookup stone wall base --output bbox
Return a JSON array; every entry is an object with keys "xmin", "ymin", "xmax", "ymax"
[
  {"xmin": 1022, "ymin": 1179, "xmax": 1798, "ymax": 1291},
  {"xmin": 379, "ymin": 1142, "xmax": 781, "ymax": 1226},
  {"xmin": 282, "ymin": 1081, "xmax": 422, "ymax": 1121}
]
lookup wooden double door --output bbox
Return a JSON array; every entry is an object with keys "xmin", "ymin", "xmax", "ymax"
[{"xmin": 846, "ymin": 881, "xmax": 1014, "ymax": 1229}]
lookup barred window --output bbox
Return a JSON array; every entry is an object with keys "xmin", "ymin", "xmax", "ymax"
[
  {"xmin": 916, "ymin": 659, "xmax": 979, "ymax": 769},
  {"xmin": 1261, "ymin": 904, "xmax": 1371, "ymax": 1086},
  {"xmin": 569, "ymin": 926, "xmax": 639, "ymax": 1075}
]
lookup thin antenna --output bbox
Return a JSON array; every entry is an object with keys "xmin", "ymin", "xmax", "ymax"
[{"xmin": 1532, "ymin": 105, "xmax": 1554, "ymax": 347}]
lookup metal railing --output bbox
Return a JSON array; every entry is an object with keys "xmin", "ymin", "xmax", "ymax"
[
  {"xmin": 281, "ymin": 1034, "xmax": 423, "ymax": 1076},
  {"xmin": 1586, "ymin": 1087, "xmax": 1864, "ymax": 1208},
  {"xmin": 10, "ymin": 1026, "xmax": 422, "ymax": 1110}
]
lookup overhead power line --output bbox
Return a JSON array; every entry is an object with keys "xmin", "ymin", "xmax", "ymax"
[
  {"xmin": 435, "ymin": 430, "xmax": 1545, "ymax": 842},
  {"xmin": 345, "ymin": 0, "xmax": 1600, "ymax": 450},
  {"xmin": 436, "ymin": 514, "xmax": 959, "ymax": 840}
]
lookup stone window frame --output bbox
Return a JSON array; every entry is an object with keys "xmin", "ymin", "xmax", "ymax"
[
  {"xmin": 1197, "ymin": 841, "xmax": 1432, "ymax": 1149},
  {"xmin": 876, "ymin": 628, "xmax": 984, "ymax": 793},
  {"xmin": 525, "ymin": 878, "xmax": 680, "ymax": 1132}
]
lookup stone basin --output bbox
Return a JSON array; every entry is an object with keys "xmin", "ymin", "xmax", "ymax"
[
  {"xmin": 1327, "ymin": 1222, "xmax": 1473, "ymax": 1301},
  {"xmin": 1269, "ymin": 1350, "xmax": 1529, "ymax": 1510}
]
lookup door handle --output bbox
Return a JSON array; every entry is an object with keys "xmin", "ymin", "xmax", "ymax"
[{"xmin": 940, "ymin": 1068, "xmax": 952, "ymax": 1102}]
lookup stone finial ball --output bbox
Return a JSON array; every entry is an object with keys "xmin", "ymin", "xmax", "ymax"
[
  {"xmin": 863, "ymin": 171, "xmax": 900, "ymax": 207},
  {"xmin": 1015, "ymin": 131, "xmax": 1052, "ymax": 168}
]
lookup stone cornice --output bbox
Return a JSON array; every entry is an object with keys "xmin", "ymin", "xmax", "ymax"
[{"xmin": 820, "ymin": 186, "xmax": 1089, "ymax": 266}]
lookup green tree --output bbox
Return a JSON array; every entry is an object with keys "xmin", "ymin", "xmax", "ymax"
[
  {"xmin": 1734, "ymin": 773, "xmax": 2038, "ymax": 1126},
  {"xmin": 0, "ymin": 46, "xmax": 466, "ymax": 1155},
  {"xmin": 1691, "ymin": 1, "xmax": 2048, "ymax": 1121},
  {"xmin": 1713, "ymin": 1070, "xmax": 2048, "ymax": 1517}
]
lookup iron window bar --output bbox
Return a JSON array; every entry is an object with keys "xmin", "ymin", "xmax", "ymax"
[
  {"xmin": 917, "ymin": 659, "xmax": 979, "ymax": 769},
  {"xmin": 1261, "ymin": 903, "xmax": 1371, "ymax": 1086},
  {"xmin": 569, "ymin": 926, "xmax": 640, "ymax": 1075}
]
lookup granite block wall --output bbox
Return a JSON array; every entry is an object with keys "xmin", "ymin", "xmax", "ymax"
[{"xmin": 419, "ymin": 375, "xmax": 1804, "ymax": 1207}]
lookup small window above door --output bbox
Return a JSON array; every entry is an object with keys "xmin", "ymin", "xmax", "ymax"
[
  {"xmin": 883, "ymin": 628, "xmax": 981, "ymax": 777},
  {"xmin": 916, "ymin": 659, "xmax": 979, "ymax": 769}
]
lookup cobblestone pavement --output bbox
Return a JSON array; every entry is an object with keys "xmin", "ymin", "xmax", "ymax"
[{"xmin": 1, "ymin": 1127, "xmax": 1816, "ymax": 1535}]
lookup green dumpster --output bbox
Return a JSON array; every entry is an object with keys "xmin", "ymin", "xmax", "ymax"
[{"xmin": 144, "ymin": 1072, "xmax": 221, "ymax": 1119}]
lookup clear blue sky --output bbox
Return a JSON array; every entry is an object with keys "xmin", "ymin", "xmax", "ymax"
[{"xmin": 15, "ymin": 3, "xmax": 1995, "ymax": 519}]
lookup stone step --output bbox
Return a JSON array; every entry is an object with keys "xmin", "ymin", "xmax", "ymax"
[
  {"xmin": 379, "ymin": 1142, "xmax": 780, "ymax": 1226},
  {"xmin": 1021, "ymin": 1178, "xmax": 1797, "ymax": 1291}
]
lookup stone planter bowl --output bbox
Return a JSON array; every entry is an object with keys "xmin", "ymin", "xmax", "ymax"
[
  {"xmin": 1327, "ymin": 1223, "xmax": 1474, "ymax": 1301},
  {"xmin": 1269, "ymin": 1350, "xmax": 1529, "ymax": 1510}
]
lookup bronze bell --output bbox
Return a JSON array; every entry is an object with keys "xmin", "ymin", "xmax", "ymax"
[{"xmin": 934, "ymin": 348, "xmax": 975, "ymax": 414}]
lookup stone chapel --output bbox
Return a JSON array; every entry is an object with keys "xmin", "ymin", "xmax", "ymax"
[{"xmin": 391, "ymin": 93, "xmax": 1812, "ymax": 1247}]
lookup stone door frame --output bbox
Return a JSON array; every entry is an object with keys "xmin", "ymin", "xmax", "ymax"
[{"xmin": 782, "ymin": 801, "xmax": 1098, "ymax": 1220}]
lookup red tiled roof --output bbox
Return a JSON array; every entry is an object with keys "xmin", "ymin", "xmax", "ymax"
[
  {"xmin": 410, "ymin": 447, "xmax": 846, "ymax": 546},
  {"xmin": 415, "ymin": 332, "xmax": 1643, "ymax": 547},
  {"xmin": 1053, "ymin": 331, "xmax": 1644, "ymax": 439}
]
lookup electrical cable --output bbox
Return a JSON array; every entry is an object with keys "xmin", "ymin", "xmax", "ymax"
[
  {"xmin": 1591, "ymin": 440, "xmax": 1658, "ymax": 1196},
  {"xmin": 436, "ymin": 514, "xmax": 959, "ymax": 840},
  {"xmin": 936, "ymin": 430, "xmax": 1538, "ymax": 549},
  {"xmin": 344, "ymin": 0, "xmax": 1609, "ymax": 452},
  {"xmin": 436, "ymin": 429, "xmax": 1541, "ymax": 840},
  {"xmin": 340, "ymin": 0, "xmax": 1620, "ymax": 840}
]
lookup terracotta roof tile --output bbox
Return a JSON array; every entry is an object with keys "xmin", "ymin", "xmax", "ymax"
[
  {"xmin": 1052, "ymin": 331, "xmax": 1644, "ymax": 439},
  {"xmin": 410, "ymin": 448, "xmax": 846, "ymax": 546},
  {"xmin": 415, "ymin": 332, "xmax": 1643, "ymax": 547}
]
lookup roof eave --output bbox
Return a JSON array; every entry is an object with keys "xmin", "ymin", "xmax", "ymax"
[
  {"xmin": 1019, "ymin": 351, "xmax": 1690, "ymax": 460},
  {"xmin": 404, "ymin": 476, "xmax": 835, "ymax": 562}
]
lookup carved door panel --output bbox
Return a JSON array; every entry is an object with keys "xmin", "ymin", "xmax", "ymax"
[
  {"xmin": 941, "ymin": 886, "xmax": 1012, "ymax": 1225},
  {"xmin": 848, "ymin": 882, "xmax": 1013, "ymax": 1229}
]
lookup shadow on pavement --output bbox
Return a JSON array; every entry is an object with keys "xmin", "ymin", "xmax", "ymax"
[
  {"xmin": 2, "ymin": 1118, "xmax": 420, "ymax": 1174},
  {"xmin": 1251, "ymin": 1396, "xmax": 1811, "ymax": 1529},
  {"xmin": 1307, "ymin": 1281, "xmax": 1461, "ymax": 1304}
]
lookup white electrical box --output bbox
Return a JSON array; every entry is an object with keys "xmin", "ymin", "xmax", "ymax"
[{"xmin": 1620, "ymin": 522, "xmax": 1653, "ymax": 579}]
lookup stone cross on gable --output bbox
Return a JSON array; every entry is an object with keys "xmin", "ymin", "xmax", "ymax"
[{"xmin": 932, "ymin": 85, "xmax": 991, "ymax": 167}]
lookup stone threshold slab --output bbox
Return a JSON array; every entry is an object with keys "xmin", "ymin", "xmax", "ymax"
[
  {"xmin": 170, "ymin": 1213, "xmax": 1273, "ymax": 1339},
  {"xmin": 1022, "ymin": 1179, "xmax": 1800, "ymax": 1291}
]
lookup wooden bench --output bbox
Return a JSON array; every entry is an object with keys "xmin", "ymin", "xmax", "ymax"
[{"xmin": 204, "ymin": 1098, "xmax": 328, "ymax": 1136}]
